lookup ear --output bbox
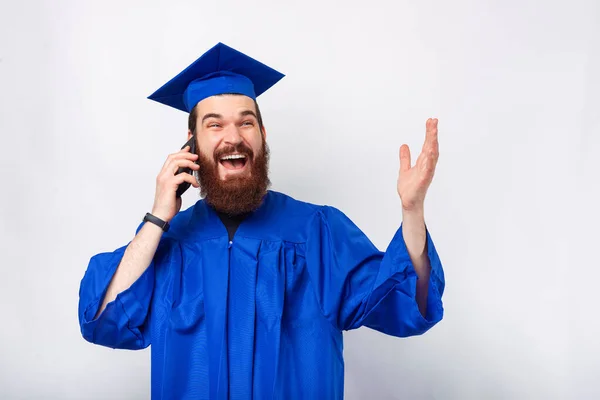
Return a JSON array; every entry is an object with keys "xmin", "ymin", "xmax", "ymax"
[
  {"xmin": 261, "ymin": 126, "xmax": 267, "ymax": 141},
  {"xmin": 187, "ymin": 129, "xmax": 194, "ymax": 140}
]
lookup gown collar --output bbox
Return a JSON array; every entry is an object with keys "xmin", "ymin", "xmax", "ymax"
[{"xmin": 184, "ymin": 190, "xmax": 275, "ymax": 241}]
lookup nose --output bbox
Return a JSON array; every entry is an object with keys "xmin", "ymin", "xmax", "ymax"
[{"xmin": 222, "ymin": 124, "xmax": 243, "ymax": 146}]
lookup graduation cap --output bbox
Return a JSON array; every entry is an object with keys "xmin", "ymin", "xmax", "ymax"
[{"xmin": 147, "ymin": 42, "xmax": 285, "ymax": 113}]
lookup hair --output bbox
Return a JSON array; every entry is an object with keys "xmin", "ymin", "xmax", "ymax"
[{"xmin": 188, "ymin": 94, "xmax": 265, "ymax": 134}]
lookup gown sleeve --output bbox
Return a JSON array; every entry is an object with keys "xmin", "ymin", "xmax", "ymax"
[
  {"xmin": 305, "ymin": 206, "xmax": 445, "ymax": 337},
  {"xmin": 77, "ymin": 223, "xmax": 171, "ymax": 350}
]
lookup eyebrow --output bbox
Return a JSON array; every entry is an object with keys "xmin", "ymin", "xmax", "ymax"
[
  {"xmin": 201, "ymin": 113, "xmax": 223, "ymax": 123},
  {"xmin": 202, "ymin": 110, "xmax": 258, "ymax": 125},
  {"xmin": 239, "ymin": 110, "xmax": 258, "ymax": 119}
]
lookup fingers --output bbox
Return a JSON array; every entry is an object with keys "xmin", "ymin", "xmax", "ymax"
[
  {"xmin": 400, "ymin": 118, "xmax": 439, "ymax": 176},
  {"xmin": 161, "ymin": 145, "xmax": 198, "ymax": 170},
  {"xmin": 420, "ymin": 148, "xmax": 437, "ymax": 174},
  {"xmin": 174, "ymin": 172, "xmax": 200, "ymax": 188},
  {"xmin": 157, "ymin": 155, "xmax": 199, "ymax": 185},
  {"xmin": 163, "ymin": 151, "xmax": 199, "ymax": 174},
  {"xmin": 422, "ymin": 117, "xmax": 439, "ymax": 162},
  {"xmin": 171, "ymin": 159, "xmax": 200, "ymax": 175},
  {"xmin": 171, "ymin": 146, "xmax": 199, "ymax": 162},
  {"xmin": 399, "ymin": 144, "xmax": 411, "ymax": 172},
  {"xmin": 423, "ymin": 118, "xmax": 439, "ymax": 151}
]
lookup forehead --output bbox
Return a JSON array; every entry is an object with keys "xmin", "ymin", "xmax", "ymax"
[{"xmin": 194, "ymin": 94, "xmax": 256, "ymax": 117}]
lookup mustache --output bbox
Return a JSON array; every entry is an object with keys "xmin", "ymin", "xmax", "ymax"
[
  {"xmin": 197, "ymin": 138, "xmax": 271, "ymax": 215},
  {"xmin": 213, "ymin": 143, "xmax": 255, "ymax": 163}
]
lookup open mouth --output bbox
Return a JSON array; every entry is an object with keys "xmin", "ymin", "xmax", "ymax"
[{"xmin": 219, "ymin": 153, "xmax": 248, "ymax": 170}]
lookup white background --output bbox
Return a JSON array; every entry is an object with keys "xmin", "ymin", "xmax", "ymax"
[{"xmin": 1, "ymin": 0, "xmax": 599, "ymax": 399}]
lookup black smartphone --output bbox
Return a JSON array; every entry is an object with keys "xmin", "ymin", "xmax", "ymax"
[{"xmin": 175, "ymin": 135, "xmax": 198, "ymax": 198}]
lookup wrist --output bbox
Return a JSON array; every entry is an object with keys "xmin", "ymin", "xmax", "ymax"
[
  {"xmin": 144, "ymin": 212, "xmax": 171, "ymax": 232},
  {"xmin": 401, "ymin": 206, "xmax": 427, "ymax": 260},
  {"xmin": 402, "ymin": 203, "xmax": 424, "ymax": 218},
  {"xmin": 150, "ymin": 208, "xmax": 172, "ymax": 223}
]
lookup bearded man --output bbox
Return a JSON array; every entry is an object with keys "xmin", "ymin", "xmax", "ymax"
[{"xmin": 78, "ymin": 42, "xmax": 446, "ymax": 400}]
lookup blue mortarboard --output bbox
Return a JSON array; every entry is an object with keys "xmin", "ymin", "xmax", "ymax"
[{"xmin": 147, "ymin": 42, "xmax": 285, "ymax": 113}]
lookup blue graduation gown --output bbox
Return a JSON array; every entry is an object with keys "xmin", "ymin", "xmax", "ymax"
[{"xmin": 78, "ymin": 190, "xmax": 445, "ymax": 399}]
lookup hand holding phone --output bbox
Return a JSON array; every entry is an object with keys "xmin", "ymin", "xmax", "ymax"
[{"xmin": 150, "ymin": 135, "xmax": 200, "ymax": 222}]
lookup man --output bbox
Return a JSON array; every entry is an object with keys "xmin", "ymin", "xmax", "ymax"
[{"xmin": 78, "ymin": 42, "xmax": 445, "ymax": 399}]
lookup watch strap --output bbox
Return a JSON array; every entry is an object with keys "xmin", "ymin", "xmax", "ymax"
[{"xmin": 143, "ymin": 212, "xmax": 170, "ymax": 232}]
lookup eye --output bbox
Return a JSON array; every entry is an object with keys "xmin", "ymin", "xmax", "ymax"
[
  {"xmin": 207, "ymin": 122, "xmax": 221, "ymax": 128},
  {"xmin": 241, "ymin": 120, "xmax": 254, "ymax": 126}
]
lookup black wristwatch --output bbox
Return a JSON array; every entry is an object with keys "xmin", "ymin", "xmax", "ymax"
[{"xmin": 143, "ymin": 212, "xmax": 170, "ymax": 232}]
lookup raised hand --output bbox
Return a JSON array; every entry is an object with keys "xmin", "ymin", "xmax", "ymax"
[
  {"xmin": 151, "ymin": 145, "xmax": 200, "ymax": 222},
  {"xmin": 397, "ymin": 118, "xmax": 439, "ymax": 212}
]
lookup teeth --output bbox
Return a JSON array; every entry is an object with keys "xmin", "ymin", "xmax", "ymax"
[{"xmin": 221, "ymin": 154, "xmax": 246, "ymax": 160}]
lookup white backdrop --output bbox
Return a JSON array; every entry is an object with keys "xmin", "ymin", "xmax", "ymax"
[{"xmin": 1, "ymin": 0, "xmax": 599, "ymax": 399}]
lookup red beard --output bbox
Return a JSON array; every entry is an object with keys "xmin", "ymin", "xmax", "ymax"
[{"xmin": 195, "ymin": 139, "xmax": 270, "ymax": 215}]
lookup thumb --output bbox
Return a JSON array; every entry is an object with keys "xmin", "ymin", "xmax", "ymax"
[{"xmin": 399, "ymin": 144, "xmax": 411, "ymax": 172}]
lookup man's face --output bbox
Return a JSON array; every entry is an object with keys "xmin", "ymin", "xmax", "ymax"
[{"xmin": 189, "ymin": 94, "xmax": 270, "ymax": 215}]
